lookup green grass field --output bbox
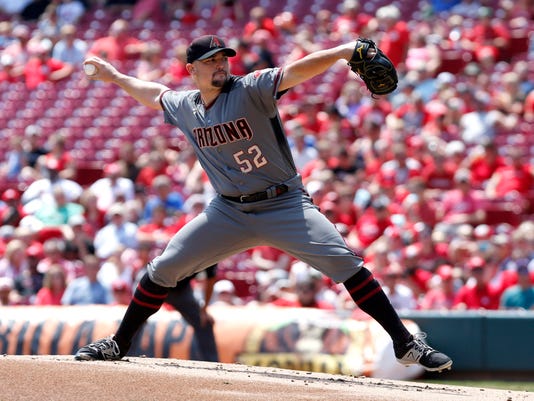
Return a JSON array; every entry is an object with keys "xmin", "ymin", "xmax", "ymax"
[{"xmin": 423, "ymin": 379, "xmax": 534, "ymax": 393}]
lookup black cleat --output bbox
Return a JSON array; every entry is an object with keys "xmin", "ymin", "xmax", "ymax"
[
  {"xmin": 395, "ymin": 333, "xmax": 453, "ymax": 372},
  {"xmin": 74, "ymin": 336, "xmax": 124, "ymax": 361}
]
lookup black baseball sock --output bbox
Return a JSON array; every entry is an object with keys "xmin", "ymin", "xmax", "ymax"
[
  {"xmin": 113, "ymin": 272, "xmax": 169, "ymax": 353},
  {"xmin": 343, "ymin": 266, "xmax": 412, "ymax": 347}
]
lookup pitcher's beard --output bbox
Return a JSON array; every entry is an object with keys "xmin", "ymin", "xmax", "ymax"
[{"xmin": 211, "ymin": 71, "xmax": 227, "ymax": 88}]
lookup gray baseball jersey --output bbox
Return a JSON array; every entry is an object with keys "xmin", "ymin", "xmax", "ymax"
[
  {"xmin": 161, "ymin": 68, "xmax": 296, "ymax": 197},
  {"xmin": 149, "ymin": 67, "xmax": 363, "ymax": 287}
]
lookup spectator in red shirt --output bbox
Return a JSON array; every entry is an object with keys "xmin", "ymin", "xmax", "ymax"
[
  {"xmin": 110, "ymin": 278, "xmax": 133, "ymax": 305},
  {"xmin": 401, "ymin": 189, "xmax": 438, "ymax": 239},
  {"xmin": 333, "ymin": 187, "xmax": 360, "ymax": 231},
  {"xmin": 462, "ymin": 140, "xmax": 506, "ymax": 190},
  {"xmin": 0, "ymin": 54, "xmax": 23, "ymax": 84},
  {"xmin": 319, "ymin": 199, "xmax": 339, "ymax": 226},
  {"xmin": 314, "ymin": 9, "xmax": 333, "ymax": 41},
  {"xmin": 228, "ymin": 39, "xmax": 259, "ymax": 76},
  {"xmin": 356, "ymin": 98, "xmax": 392, "ymax": 133},
  {"xmin": 78, "ymin": 190, "xmax": 106, "ymax": 236},
  {"xmin": 131, "ymin": 0, "xmax": 166, "ymax": 23},
  {"xmin": 248, "ymin": 29, "xmax": 277, "ymax": 71},
  {"xmin": 347, "ymin": 195, "xmax": 393, "ymax": 253},
  {"xmin": 291, "ymin": 100, "xmax": 323, "ymax": 135},
  {"xmin": 87, "ymin": 19, "xmax": 145, "ymax": 62},
  {"xmin": 136, "ymin": 150, "xmax": 169, "ymax": 191},
  {"xmin": 453, "ymin": 256, "xmax": 501, "ymax": 310},
  {"xmin": 420, "ymin": 104, "xmax": 459, "ymax": 144},
  {"xmin": 243, "ymin": 6, "xmax": 278, "ymax": 41},
  {"xmin": 402, "ymin": 244, "xmax": 433, "ymax": 298},
  {"xmin": 436, "ymin": 169, "xmax": 487, "ymax": 229},
  {"xmin": 485, "ymin": 146, "xmax": 533, "ymax": 211},
  {"xmin": 378, "ymin": 142, "xmax": 422, "ymax": 187},
  {"xmin": 284, "ymin": 31, "xmax": 321, "ymax": 67},
  {"xmin": 251, "ymin": 245, "xmax": 293, "ymax": 272},
  {"xmin": 405, "ymin": 136, "xmax": 430, "ymax": 164},
  {"xmin": 39, "ymin": 131, "xmax": 77, "ymax": 180},
  {"xmin": 137, "ymin": 203, "xmax": 175, "ymax": 247},
  {"xmin": 375, "ymin": 4, "xmax": 410, "ymax": 69},
  {"xmin": 23, "ymin": 39, "xmax": 73, "ymax": 90},
  {"xmin": 163, "ymin": 44, "xmax": 190, "ymax": 85},
  {"xmin": 463, "ymin": 7, "xmax": 511, "ymax": 62},
  {"xmin": 33, "ymin": 264, "xmax": 67, "ymax": 305},
  {"xmin": 331, "ymin": 0, "xmax": 373, "ymax": 40},
  {"xmin": 404, "ymin": 23, "xmax": 442, "ymax": 76},
  {"xmin": 36, "ymin": 237, "xmax": 78, "ymax": 283},
  {"xmin": 393, "ymin": 92, "xmax": 427, "ymax": 133},
  {"xmin": 135, "ymin": 41, "xmax": 164, "ymax": 82},
  {"xmin": 2, "ymin": 24, "xmax": 32, "ymax": 72},
  {"xmin": 363, "ymin": 239, "xmax": 391, "ymax": 278},
  {"xmin": 1, "ymin": 189, "xmax": 25, "ymax": 227},
  {"xmin": 421, "ymin": 150, "xmax": 456, "ymax": 195},
  {"xmin": 89, "ymin": 162, "xmax": 136, "ymax": 212},
  {"xmin": 419, "ymin": 264, "xmax": 458, "ymax": 310},
  {"xmin": 273, "ymin": 11, "xmax": 298, "ymax": 37},
  {"xmin": 166, "ymin": 0, "xmax": 198, "ymax": 25},
  {"xmin": 355, "ymin": 119, "xmax": 387, "ymax": 176}
]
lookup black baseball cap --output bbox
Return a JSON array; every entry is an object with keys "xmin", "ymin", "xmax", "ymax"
[{"xmin": 186, "ymin": 35, "xmax": 236, "ymax": 63}]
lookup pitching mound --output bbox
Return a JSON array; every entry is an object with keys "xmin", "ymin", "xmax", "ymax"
[{"xmin": 1, "ymin": 355, "xmax": 531, "ymax": 401}]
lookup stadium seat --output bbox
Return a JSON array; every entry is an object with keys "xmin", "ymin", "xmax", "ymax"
[
  {"xmin": 507, "ymin": 28, "xmax": 530, "ymax": 58},
  {"xmin": 438, "ymin": 48, "xmax": 472, "ymax": 74},
  {"xmin": 74, "ymin": 161, "xmax": 104, "ymax": 186}
]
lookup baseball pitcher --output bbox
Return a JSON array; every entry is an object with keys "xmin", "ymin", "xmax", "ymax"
[{"xmin": 75, "ymin": 35, "xmax": 451, "ymax": 372}]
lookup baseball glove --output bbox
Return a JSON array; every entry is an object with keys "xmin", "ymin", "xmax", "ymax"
[{"xmin": 348, "ymin": 38, "xmax": 398, "ymax": 96}]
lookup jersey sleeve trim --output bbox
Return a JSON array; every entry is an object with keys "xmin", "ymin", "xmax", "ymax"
[
  {"xmin": 158, "ymin": 89, "xmax": 173, "ymax": 111},
  {"xmin": 274, "ymin": 67, "xmax": 289, "ymax": 100}
]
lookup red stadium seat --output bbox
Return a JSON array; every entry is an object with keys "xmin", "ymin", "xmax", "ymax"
[
  {"xmin": 484, "ymin": 200, "xmax": 522, "ymax": 227},
  {"xmin": 507, "ymin": 28, "xmax": 530, "ymax": 58},
  {"xmin": 75, "ymin": 161, "xmax": 104, "ymax": 186},
  {"xmin": 438, "ymin": 48, "xmax": 472, "ymax": 74}
]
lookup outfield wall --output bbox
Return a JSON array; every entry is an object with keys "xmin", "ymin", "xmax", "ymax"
[
  {"xmin": 399, "ymin": 310, "xmax": 534, "ymax": 373},
  {"xmin": 1, "ymin": 306, "xmax": 532, "ymax": 378},
  {"xmin": 0, "ymin": 305, "xmax": 424, "ymax": 380}
]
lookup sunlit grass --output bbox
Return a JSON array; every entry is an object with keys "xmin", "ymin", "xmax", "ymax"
[{"xmin": 421, "ymin": 379, "xmax": 534, "ymax": 392}]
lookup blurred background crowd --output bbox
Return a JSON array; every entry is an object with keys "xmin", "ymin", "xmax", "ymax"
[{"xmin": 0, "ymin": 0, "xmax": 533, "ymax": 313}]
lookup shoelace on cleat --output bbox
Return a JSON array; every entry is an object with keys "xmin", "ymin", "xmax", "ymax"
[
  {"xmin": 86, "ymin": 338, "xmax": 118, "ymax": 353},
  {"xmin": 410, "ymin": 333, "xmax": 435, "ymax": 358}
]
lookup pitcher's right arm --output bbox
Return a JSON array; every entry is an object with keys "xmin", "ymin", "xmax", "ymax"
[{"xmin": 83, "ymin": 56, "xmax": 169, "ymax": 110}]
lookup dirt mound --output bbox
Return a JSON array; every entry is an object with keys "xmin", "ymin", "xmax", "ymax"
[{"xmin": 1, "ymin": 355, "xmax": 531, "ymax": 401}]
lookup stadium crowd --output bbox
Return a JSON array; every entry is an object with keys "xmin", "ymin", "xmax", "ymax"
[{"xmin": 0, "ymin": 0, "xmax": 533, "ymax": 312}]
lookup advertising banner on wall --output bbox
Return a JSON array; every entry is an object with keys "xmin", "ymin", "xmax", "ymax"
[{"xmin": 0, "ymin": 305, "xmax": 423, "ymax": 380}]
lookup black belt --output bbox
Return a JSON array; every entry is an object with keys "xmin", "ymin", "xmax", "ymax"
[{"xmin": 221, "ymin": 184, "xmax": 289, "ymax": 203}]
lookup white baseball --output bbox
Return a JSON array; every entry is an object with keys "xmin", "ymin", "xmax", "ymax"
[{"xmin": 84, "ymin": 63, "xmax": 97, "ymax": 76}]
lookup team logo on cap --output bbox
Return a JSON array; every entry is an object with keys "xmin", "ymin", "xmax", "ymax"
[{"xmin": 211, "ymin": 36, "xmax": 222, "ymax": 48}]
